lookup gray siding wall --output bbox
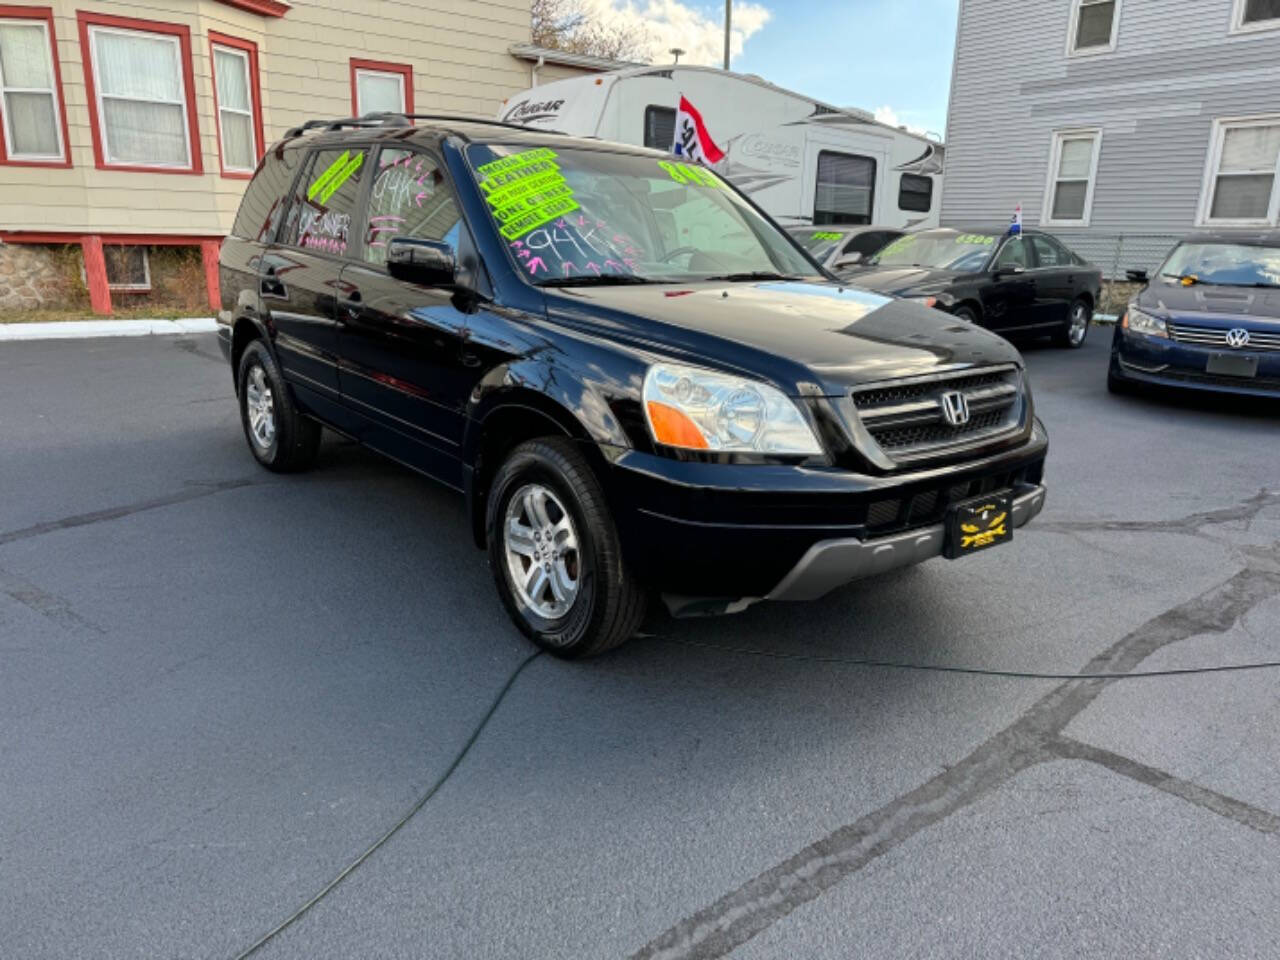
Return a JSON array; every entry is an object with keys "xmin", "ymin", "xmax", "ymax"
[{"xmin": 942, "ymin": 0, "xmax": 1280, "ymax": 274}]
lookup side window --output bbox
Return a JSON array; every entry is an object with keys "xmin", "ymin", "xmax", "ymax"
[
  {"xmin": 232, "ymin": 146, "xmax": 303, "ymax": 242},
  {"xmin": 1031, "ymin": 236, "xmax": 1065, "ymax": 267},
  {"xmin": 814, "ymin": 150, "xmax": 875, "ymax": 225},
  {"xmin": 644, "ymin": 106, "xmax": 676, "ymax": 150},
  {"xmin": 364, "ymin": 148, "xmax": 462, "ymax": 267},
  {"xmin": 281, "ymin": 146, "xmax": 370, "ymax": 257},
  {"xmin": 847, "ymin": 232, "xmax": 890, "ymax": 257},
  {"xmin": 993, "ymin": 237, "xmax": 1029, "ymax": 269},
  {"xmin": 898, "ymin": 174, "xmax": 933, "ymax": 213}
]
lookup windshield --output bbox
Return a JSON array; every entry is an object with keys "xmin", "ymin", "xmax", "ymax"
[
  {"xmin": 791, "ymin": 229, "xmax": 847, "ymax": 261},
  {"xmin": 466, "ymin": 144, "xmax": 820, "ymax": 285},
  {"xmin": 870, "ymin": 231, "xmax": 996, "ymax": 272},
  {"xmin": 1158, "ymin": 242, "xmax": 1280, "ymax": 287}
]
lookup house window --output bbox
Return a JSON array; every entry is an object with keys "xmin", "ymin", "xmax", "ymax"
[
  {"xmin": 1043, "ymin": 129, "xmax": 1101, "ymax": 226},
  {"xmin": 81, "ymin": 246, "xmax": 151, "ymax": 292},
  {"xmin": 81, "ymin": 14, "xmax": 199, "ymax": 172},
  {"xmin": 1200, "ymin": 117, "xmax": 1280, "ymax": 225},
  {"xmin": 1068, "ymin": 0, "xmax": 1120, "ymax": 54},
  {"xmin": 211, "ymin": 36, "xmax": 260, "ymax": 175},
  {"xmin": 814, "ymin": 151, "xmax": 876, "ymax": 225},
  {"xmin": 1233, "ymin": 0, "xmax": 1280, "ymax": 32},
  {"xmin": 0, "ymin": 12, "xmax": 67, "ymax": 163},
  {"xmin": 898, "ymin": 174, "xmax": 933, "ymax": 213},
  {"xmin": 644, "ymin": 106, "xmax": 676, "ymax": 150},
  {"xmin": 351, "ymin": 59, "xmax": 412, "ymax": 116}
]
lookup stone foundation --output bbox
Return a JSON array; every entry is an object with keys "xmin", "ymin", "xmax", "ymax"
[{"xmin": 0, "ymin": 243, "xmax": 83, "ymax": 312}]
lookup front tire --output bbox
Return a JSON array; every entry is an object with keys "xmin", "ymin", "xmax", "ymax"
[
  {"xmin": 1056, "ymin": 299, "xmax": 1091, "ymax": 348},
  {"xmin": 486, "ymin": 437, "xmax": 645, "ymax": 658},
  {"xmin": 237, "ymin": 339, "xmax": 321, "ymax": 472},
  {"xmin": 953, "ymin": 305, "xmax": 978, "ymax": 324}
]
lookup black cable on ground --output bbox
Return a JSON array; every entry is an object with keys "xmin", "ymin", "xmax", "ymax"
[
  {"xmin": 644, "ymin": 635, "xmax": 1280, "ymax": 681},
  {"xmin": 233, "ymin": 650, "xmax": 543, "ymax": 960}
]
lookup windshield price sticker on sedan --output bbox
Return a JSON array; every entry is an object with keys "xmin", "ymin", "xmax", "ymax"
[
  {"xmin": 956, "ymin": 234, "xmax": 995, "ymax": 245},
  {"xmin": 657, "ymin": 160, "xmax": 724, "ymax": 188},
  {"xmin": 477, "ymin": 148, "xmax": 581, "ymax": 240},
  {"xmin": 811, "ymin": 231, "xmax": 843, "ymax": 241}
]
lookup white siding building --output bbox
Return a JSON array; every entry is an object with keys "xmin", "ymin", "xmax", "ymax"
[{"xmin": 942, "ymin": 0, "xmax": 1280, "ymax": 276}]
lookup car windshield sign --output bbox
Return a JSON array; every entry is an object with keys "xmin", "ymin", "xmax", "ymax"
[
  {"xmin": 793, "ymin": 229, "xmax": 846, "ymax": 260},
  {"xmin": 466, "ymin": 144, "xmax": 819, "ymax": 285},
  {"xmin": 1158, "ymin": 242, "xmax": 1280, "ymax": 288},
  {"xmin": 871, "ymin": 231, "xmax": 996, "ymax": 271}
]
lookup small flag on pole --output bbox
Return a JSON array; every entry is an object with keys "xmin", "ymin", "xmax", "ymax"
[
  {"xmin": 672, "ymin": 95, "xmax": 725, "ymax": 165},
  {"xmin": 1009, "ymin": 203, "xmax": 1023, "ymax": 235}
]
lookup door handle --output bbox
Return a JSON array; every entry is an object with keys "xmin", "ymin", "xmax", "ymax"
[{"xmin": 337, "ymin": 292, "xmax": 363, "ymax": 320}]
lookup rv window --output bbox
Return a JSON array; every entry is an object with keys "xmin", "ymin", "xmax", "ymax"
[
  {"xmin": 814, "ymin": 151, "xmax": 875, "ymax": 225},
  {"xmin": 644, "ymin": 106, "xmax": 677, "ymax": 151},
  {"xmin": 898, "ymin": 174, "xmax": 933, "ymax": 213}
]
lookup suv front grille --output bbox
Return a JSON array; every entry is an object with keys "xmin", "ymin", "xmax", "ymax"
[
  {"xmin": 851, "ymin": 365, "xmax": 1024, "ymax": 463},
  {"xmin": 1168, "ymin": 321, "xmax": 1280, "ymax": 352}
]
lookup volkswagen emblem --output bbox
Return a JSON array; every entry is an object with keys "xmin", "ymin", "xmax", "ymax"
[
  {"xmin": 1225, "ymin": 328, "xmax": 1251, "ymax": 349},
  {"xmin": 940, "ymin": 390, "xmax": 971, "ymax": 427}
]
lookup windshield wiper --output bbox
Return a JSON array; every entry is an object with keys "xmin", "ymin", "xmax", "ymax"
[
  {"xmin": 538, "ymin": 275, "xmax": 658, "ymax": 287},
  {"xmin": 700, "ymin": 271, "xmax": 805, "ymax": 282}
]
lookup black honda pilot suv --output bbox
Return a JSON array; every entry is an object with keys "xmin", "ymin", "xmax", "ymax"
[{"xmin": 217, "ymin": 114, "xmax": 1048, "ymax": 658}]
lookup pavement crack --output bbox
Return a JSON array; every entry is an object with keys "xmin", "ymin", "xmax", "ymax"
[
  {"xmin": 1036, "ymin": 488, "xmax": 1280, "ymax": 536},
  {"xmin": 0, "ymin": 566, "xmax": 105, "ymax": 636},
  {"xmin": 1048, "ymin": 738, "xmax": 1280, "ymax": 835},
  {"xmin": 0, "ymin": 478, "xmax": 260, "ymax": 549},
  {"xmin": 630, "ymin": 564, "xmax": 1280, "ymax": 960}
]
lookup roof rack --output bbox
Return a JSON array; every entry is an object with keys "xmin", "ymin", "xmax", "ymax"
[{"xmin": 283, "ymin": 112, "xmax": 566, "ymax": 140}]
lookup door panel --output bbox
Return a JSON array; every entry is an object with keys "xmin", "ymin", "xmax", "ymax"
[
  {"xmin": 1030, "ymin": 235, "xmax": 1075, "ymax": 326},
  {"xmin": 261, "ymin": 145, "xmax": 371, "ymax": 400},
  {"xmin": 980, "ymin": 236, "xmax": 1037, "ymax": 332},
  {"xmin": 335, "ymin": 147, "xmax": 474, "ymax": 488}
]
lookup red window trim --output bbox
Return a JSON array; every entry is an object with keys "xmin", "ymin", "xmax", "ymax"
[
  {"xmin": 208, "ymin": 31, "xmax": 264, "ymax": 180},
  {"xmin": 214, "ymin": 0, "xmax": 289, "ymax": 17},
  {"xmin": 349, "ymin": 58, "xmax": 414, "ymax": 116},
  {"xmin": 76, "ymin": 10, "xmax": 203, "ymax": 175},
  {"xmin": 0, "ymin": 5, "xmax": 72, "ymax": 168}
]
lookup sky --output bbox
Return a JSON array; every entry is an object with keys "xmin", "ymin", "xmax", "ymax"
[{"xmin": 580, "ymin": 0, "xmax": 960, "ymax": 138}]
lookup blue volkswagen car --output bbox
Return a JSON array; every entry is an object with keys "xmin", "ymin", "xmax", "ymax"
[{"xmin": 1109, "ymin": 233, "xmax": 1280, "ymax": 397}]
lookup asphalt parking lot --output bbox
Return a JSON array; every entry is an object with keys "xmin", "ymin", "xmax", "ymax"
[{"xmin": 2, "ymin": 328, "xmax": 1278, "ymax": 959}]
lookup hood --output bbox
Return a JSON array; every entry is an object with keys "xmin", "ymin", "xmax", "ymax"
[
  {"xmin": 838, "ymin": 266, "xmax": 964, "ymax": 297},
  {"xmin": 543, "ymin": 279, "xmax": 1022, "ymax": 395},
  {"xmin": 1137, "ymin": 279, "xmax": 1280, "ymax": 320}
]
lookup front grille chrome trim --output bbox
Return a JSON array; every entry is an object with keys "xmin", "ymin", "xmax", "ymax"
[{"xmin": 1168, "ymin": 321, "xmax": 1280, "ymax": 352}]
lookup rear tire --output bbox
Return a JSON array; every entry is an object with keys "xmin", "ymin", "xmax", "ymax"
[
  {"xmin": 486, "ymin": 437, "xmax": 645, "ymax": 658},
  {"xmin": 1056, "ymin": 299, "xmax": 1091, "ymax": 348},
  {"xmin": 237, "ymin": 339, "xmax": 321, "ymax": 472}
]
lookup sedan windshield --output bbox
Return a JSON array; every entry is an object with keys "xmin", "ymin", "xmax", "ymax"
[
  {"xmin": 466, "ymin": 144, "xmax": 819, "ymax": 285},
  {"xmin": 869, "ymin": 230, "xmax": 996, "ymax": 272},
  {"xmin": 1158, "ymin": 242, "xmax": 1280, "ymax": 288},
  {"xmin": 791, "ymin": 229, "xmax": 848, "ymax": 261}
]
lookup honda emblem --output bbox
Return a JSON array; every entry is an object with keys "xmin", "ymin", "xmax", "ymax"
[{"xmin": 940, "ymin": 390, "xmax": 970, "ymax": 427}]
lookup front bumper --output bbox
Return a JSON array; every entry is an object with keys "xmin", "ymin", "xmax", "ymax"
[
  {"xmin": 1112, "ymin": 327, "xmax": 1280, "ymax": 397},
  {"xmin": 768, "ymin": 483, "xmax": 1045, "ymax": 601},
  {"xmin": 604, "ymin": 419, "xmax": 1049, "ymax": 608}
]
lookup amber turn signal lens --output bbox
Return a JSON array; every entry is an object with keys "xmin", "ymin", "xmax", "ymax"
[
  {"xmin": 1121, "ymin": 312, "xmax": 1129, "ymax": 329},
  {"xmin": 647, "ymin": 401, "xmax": 709, "ymax": 449}
]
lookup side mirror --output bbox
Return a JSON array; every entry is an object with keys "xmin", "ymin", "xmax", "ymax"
[
  {"xmin": 1125, "ymin": 268, "xmax": 1149, "ymax": 283},
  {"xmin": 387, "ymin": 237, "xmax": 457, "ymax": 287},
  {"xmin": 833, "ymin": 253, "xmax": 863, "ymax": 270}
]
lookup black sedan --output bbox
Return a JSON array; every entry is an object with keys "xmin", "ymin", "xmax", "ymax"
[
  {"xmin": 1109, "ymin": 233, "xmax": 1280, "ymax": 397},
  {"xmin": 846, "ymin": 227, "xmax": 1103, "ymax": 348}
]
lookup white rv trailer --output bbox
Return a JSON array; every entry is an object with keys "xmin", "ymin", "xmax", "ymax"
[{"xmin": 497, "ymin": 64, "xmax": 944, "ymax": 230}]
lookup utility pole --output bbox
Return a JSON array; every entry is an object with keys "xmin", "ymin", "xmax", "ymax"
[{"xmin": 723, "ymin": 0, "xmax": 731, "ymax": 69}]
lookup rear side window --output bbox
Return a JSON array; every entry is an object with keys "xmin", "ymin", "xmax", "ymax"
[
  {"xmin": 281, "ymin": 146, "xmax": 370, "ymax": 258},
  {"xmin": 1031, "ymin": 235, "xmax": 1068, "ymax": 267},
  {"xmin": 814, "ymin": 151, "xmax": 875, "ymax": 225},
  {"xmin": 644, "ymin": 106, "xmax": 676, "ymax": 150},
  {"xmin": 898, "ymin": 174, "xmax": 933, "ymax": 213},
  {"xmin": 231, "ymin": 146, "xmax": 303, "ymax": 242},
  {"xmin": 845, "ymin": 231, "xmax": 895, "ymax": 257}
]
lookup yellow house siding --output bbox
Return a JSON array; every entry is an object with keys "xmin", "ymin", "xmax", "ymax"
[{"xmin": 1, "ymin": 0, "xmax": 535, "ymax": 238}]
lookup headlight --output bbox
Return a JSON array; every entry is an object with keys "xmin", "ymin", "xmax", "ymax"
[
  {"xmin": 1124, "ymin": 305, "xmax": 1167, "ymax": 338},
  {"xmin": 643, "ymin": 363, "xmax": 823, "ymax": 455},
  {"xmin": 906, "ymin": 296, "xmax": 939, "ymax": 309}
]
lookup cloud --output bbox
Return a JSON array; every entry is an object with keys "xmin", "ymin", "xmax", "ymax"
[
  {"xmin": 873, "ymin": 105, "xmax": 929, "ymax": 136},
  {"xmin": 578, "ymin": 0, "xmax": 772, "ymax": 65}
]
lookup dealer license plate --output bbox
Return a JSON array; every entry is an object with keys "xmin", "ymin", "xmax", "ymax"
[
  {"xmin": 944, "ymin": 492, "xmax": 1013, "ymax": 559},
  {"xmin": 1206, "ymin": 353, "xmax": 1258, "ymax": 378}
]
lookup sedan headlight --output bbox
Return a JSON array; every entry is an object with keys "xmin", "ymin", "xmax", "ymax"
[
  {"xmin": 643, "ymin": 363, "xmax": 823, "ymax": 455},
  {"xmin": 906, "ymin": 296, "xmax": 939, "ymax": 309},
  {"xmin": 1124, "ymin": 305, "xmax": 1167, "ymax": 338}
]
